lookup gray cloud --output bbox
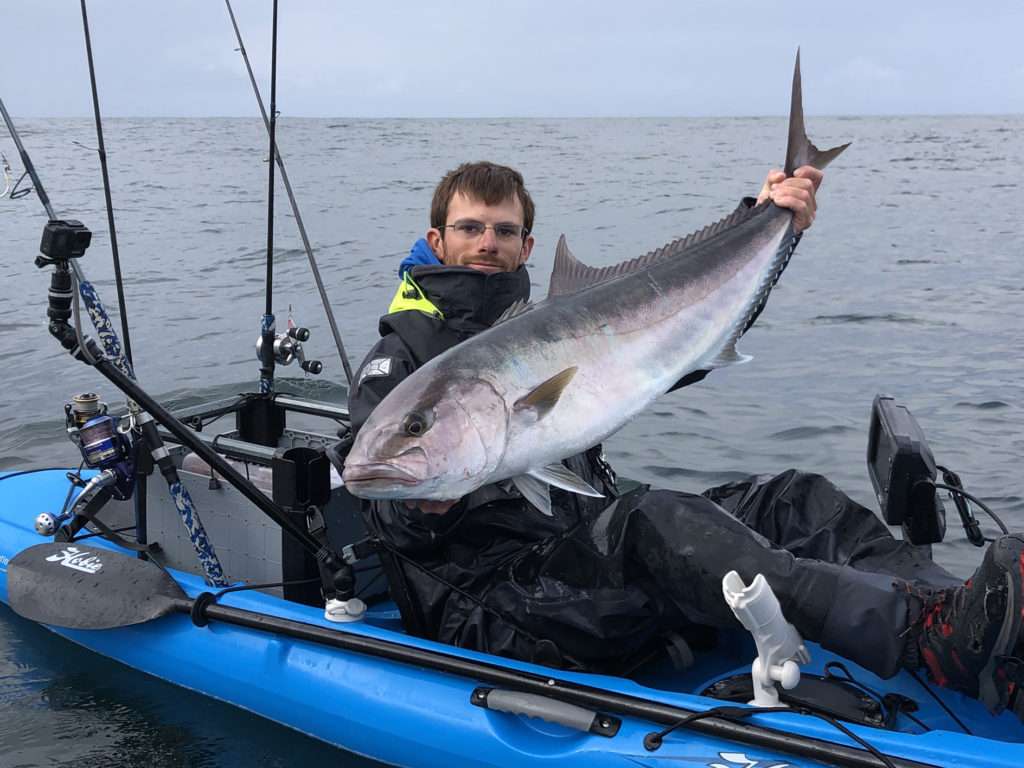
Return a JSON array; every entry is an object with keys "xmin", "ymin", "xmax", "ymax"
[{"xmin": 2, "ymin": 0, "xmax": 1022, "ymax": 117}]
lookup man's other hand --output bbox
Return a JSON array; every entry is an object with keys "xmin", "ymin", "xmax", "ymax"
[
  {"xmin": 756, "ymin": 166, "xmax": 823, "ymax": 234},
  {"xmin": 405, "ymin": 499, "xmax": 459, "ymax": 515}
]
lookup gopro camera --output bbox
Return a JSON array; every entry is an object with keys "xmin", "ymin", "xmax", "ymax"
[{"xmin": 38, "ymin": 219, "xmax": 92, "ymax": 265}]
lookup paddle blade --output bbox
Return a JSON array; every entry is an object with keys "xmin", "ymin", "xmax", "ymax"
[{"xmin": 7, "ymin": 543, "xmax": 188, "ymax": 629}]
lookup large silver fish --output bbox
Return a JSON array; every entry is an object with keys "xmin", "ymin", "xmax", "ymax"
[{"xmin": 343, "ymin": 52, "xmax": 849, "ymax": 514}]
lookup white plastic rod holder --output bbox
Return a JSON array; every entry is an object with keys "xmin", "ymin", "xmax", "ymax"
[
  {"xmin": 722, "ymin": 570, "xmax": 810, "ymax": 707},
  {"xmin": 324, "ymin": 597, "xmax": 366, "ymax": 623}
]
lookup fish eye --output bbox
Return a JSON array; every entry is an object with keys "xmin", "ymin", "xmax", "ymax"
[{"xmin": 402, "ymin": 411, "xmax": 431, "ymax": 437}]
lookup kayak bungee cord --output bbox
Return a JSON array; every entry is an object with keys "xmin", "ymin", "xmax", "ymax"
[
  {"xmin": 80, "ymin": 0, "xmax": 133, "ymax": 367},
  {"xmin": 225, "ymin": 0, "xmax": 354, "ymax": 386},
  {"xmin": 258, "ymin": 0, "xmax": 281, "ymax": 395}
]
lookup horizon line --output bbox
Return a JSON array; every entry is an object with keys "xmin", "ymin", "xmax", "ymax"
[{"xmin": 7, "ymin": 111, "xmax": 1024, "ymax": 120}]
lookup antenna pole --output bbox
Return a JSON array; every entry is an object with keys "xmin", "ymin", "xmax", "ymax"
[
  {"xmin": 225, "ymin": 0, "xmax": 354, "ymax": 386},
  {"xmin": 80, "ymin": 0, "xmax": 133, "ymax": 366}
]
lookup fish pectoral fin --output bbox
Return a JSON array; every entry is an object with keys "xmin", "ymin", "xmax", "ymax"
[
  {"xmin": 513, "ymin": 366, "xmax": 578, "ymax": 419},
  {"xmin": 706, "ymin": 342, "xmax": 753, "ymax": 369},
  {"xmin": 528, "ymin": 463, "xmax": 604, "ymax": 498},
  {"xmin": 512, "ymin": 474, "xmax": 553, "ymax": 516}
]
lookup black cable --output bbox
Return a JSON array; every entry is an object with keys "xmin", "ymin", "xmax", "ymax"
[
  {"xmin": 823, "ymin": 661, "xmax": 893, "ymax": 724},
  {"xmin": 901, "ymin": 710, "xmax": 931, "ymax": 733},
  {"xmin": 58, "ymin": 462, "xmax": 87, "ymax": 518},
  {"xmin": 70, "ymin": 524, "xmax": 136, "ymax": 542},
  {"xmin": 213, "ymin": 576, "xmax": 321, "ymax": 599},
  {"xmin": 931, "ymin": 483, "xmax": 1009, "ymax": 535},
  {"xmin": 79, "ymin": 0, "xmax": 133, "ymax": 367},
  {"xmin": 905, "ymin": 667, "xmax": 972, "ymax": 735},
  {"xmin": 0, "ymin": 467, "xmax": 81, "ymax": 484},
  {"xmin": 643, "ymin": 704, "xmax": 897, "ymax": 767}
]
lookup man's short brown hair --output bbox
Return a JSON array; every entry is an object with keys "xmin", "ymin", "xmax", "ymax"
[{"xmin": 430, "ymin": 161, "xmax": 535, "ymax": 235}]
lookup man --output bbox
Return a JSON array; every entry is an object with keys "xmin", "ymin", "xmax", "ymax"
[{"xmin": 345, "ymin": 161, "xmax": 1024, "ymax": 719}]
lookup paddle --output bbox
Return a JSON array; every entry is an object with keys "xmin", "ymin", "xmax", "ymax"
[{"xmin": 8, "ymin": 542, "xmax": 188, "ymax": 629}]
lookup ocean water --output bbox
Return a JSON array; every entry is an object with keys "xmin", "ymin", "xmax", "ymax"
[{"xmin": 1, "ymin": 115, "xmax": 1022, "ymax": 765}]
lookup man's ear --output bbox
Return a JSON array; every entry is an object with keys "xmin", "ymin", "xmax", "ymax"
[
  {"xmin": 426, "ymin": 228, "xmax": 445, "ymax": 263},
  {"xmin": 518, "ymin": 233, "xmax": 535, "ymax": 267}
]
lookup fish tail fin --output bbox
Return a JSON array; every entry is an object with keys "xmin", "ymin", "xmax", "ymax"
[{"xmin": 784, "ymin": 48, "xmax": 850, "ymax": 175}]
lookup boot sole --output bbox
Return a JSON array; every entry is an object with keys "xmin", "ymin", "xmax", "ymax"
[{"xmin": 978, "ymin": 534, "xmax": 1024, "ymax": 712}]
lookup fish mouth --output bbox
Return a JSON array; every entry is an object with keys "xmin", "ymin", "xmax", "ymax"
[{"xmin": 342, "ymin": 462, "xmax": 422, "ymax": 487}]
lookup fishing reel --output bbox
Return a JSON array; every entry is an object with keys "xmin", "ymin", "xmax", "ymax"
[
  {"xmin": 35, "ymin": 393, "xmax": 137, "ymax": 538},
  {"xmin": 255, "ymin": 323, "xmax": 323, "ymax": 375},
  {"xmin": 63, "ymin": 392, "xmax": 135, "ymax": 498}
]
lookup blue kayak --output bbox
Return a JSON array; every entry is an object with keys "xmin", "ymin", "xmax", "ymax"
[{"xmin": 2, "ymin": 468, "xmax": 1022, "ymax": 768}]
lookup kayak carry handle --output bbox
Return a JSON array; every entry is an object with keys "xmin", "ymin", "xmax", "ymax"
[{"xmin": 471, "ymin": 687, "xmax": 620, "ymax": 737}]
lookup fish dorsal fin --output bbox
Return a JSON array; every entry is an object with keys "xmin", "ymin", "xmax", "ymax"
[
  {"xmin": 513, "ymin": 366, "xmax": 577, "ymax": 418},
  {"xmin": 547, "ymin": 204, "xmax": 770, "ymax": 299},
  {"xmin": 492, "ymin": 297, "xmax": 533, "ymax": 326}
]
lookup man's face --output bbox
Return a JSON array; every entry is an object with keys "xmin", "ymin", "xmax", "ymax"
[{"xmin": 426, "ymin": 192, "xmax": 535, "ymax": 274}]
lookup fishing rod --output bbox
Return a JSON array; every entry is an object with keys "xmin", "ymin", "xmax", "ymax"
[
  {"xmin": 0, "ymin": 96, "xmax": 132, "ymax": 380},
  {"xmin": 258, "ymin": 0, "xmax": 280, "ymax": 395},
  {"xmin": 78, "ymin": 0, "xmax": 149, "ymax": 557},
  {"xmin": 80, "ymin": 0, "xmax": 133, "ymax": 367},
  {"xmin": 0, "ymin": 98, "xmax": 57, "ymax": 220},
  {"xmin": 225, "ymin": 0, "xmax": 354, "ymax": 386}
]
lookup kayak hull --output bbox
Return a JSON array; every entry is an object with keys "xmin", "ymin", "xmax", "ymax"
[{"xmin": 2, "ymin": 469, "xmax": 1022, "ymax": 768}]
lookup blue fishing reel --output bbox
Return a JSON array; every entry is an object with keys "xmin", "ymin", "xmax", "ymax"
[
  {"xmin": 64, "ymin": 392, "xmax": 135, "ymax": 499},
  {"xmin": 35, "ymin": 393, "xmax": 137, "ymax": 538}
]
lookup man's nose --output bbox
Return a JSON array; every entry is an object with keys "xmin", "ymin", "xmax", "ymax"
[{"xmin": 478, "ymin": 227, "xmax": 499, "ymax": 250}]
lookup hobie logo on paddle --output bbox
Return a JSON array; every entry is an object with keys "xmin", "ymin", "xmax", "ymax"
[{"xmin": 45, "ymin": 546, "xmax": 103, "ymax": 574}]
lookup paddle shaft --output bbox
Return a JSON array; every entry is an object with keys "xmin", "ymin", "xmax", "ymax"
[{"xmin": 175, "ymin": 596, "xmax": 934, "ymax": 768}]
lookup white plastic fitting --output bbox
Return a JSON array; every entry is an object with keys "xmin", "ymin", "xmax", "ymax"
[
  {"xmin": 324, "ymin": 596, "xmax": 366, "ymax": 623},
  {"xmin": 722, "ymin": 570, "xmax": 810, "ymax": 707}
]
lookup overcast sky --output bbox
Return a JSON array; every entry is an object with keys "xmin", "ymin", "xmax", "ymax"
[{"xmin": 4, "ymin": 1, "xmax": 1023, "ymax": 118}]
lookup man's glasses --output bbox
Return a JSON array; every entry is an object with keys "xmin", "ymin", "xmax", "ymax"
[{"xmin": 442, "ymin": 220, "xmax": 528, "ymax": 242}]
